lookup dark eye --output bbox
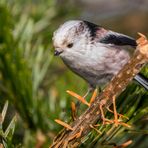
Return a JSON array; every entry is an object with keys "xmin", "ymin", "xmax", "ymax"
[{"xmin": 67, "ymin": 43, "xmax": 73, "ymax": 48}]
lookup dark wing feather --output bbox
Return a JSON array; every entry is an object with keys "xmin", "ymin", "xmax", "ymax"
[
  {"xmin": 83, "ymin": 20, "xmax": 137, "ymax": 47},
  {"xmin": 99, "ymin": 31, "xmax": 137, "ymax": 47}
]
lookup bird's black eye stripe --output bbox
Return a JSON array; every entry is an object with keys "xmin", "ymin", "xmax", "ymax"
[{"xmin": 67, "ymin": 43, "xmax": 73, "ymax": 48}]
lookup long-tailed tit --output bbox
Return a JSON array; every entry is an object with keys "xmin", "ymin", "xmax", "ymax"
[{"xmin": 53, "ymin": 20, "xmax": 148, "ymax": 94}]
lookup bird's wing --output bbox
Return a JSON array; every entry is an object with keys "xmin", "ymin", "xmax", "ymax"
[
  {"xmin": 98, "ymin": 30, "xmax": 137, "ymax": 47},
  {"xmin": 83, "ymin": 20, "xmax": 137, "ymax": 47}
]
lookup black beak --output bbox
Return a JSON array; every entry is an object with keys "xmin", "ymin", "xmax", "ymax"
[{"xmin": 54, "ymin": 50, "xmax": 63, "ymax": 56}]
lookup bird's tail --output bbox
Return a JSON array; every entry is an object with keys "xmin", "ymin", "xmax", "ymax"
[{"xmin": 134, "ymin": 73, "xmax": 148, "ymax": 90}]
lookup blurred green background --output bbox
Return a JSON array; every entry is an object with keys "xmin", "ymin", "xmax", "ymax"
[{"xmin": 0, "ymin": 0, "xmax": 148, "ymax": 147}]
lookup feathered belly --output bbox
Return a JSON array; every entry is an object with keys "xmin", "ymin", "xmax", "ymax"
[
  {"xmin": 61, "ymin": 46, "xmax": 130, "ymax": 87},
  {"xmin": 62, "ymin": 56, "xmax": 114, "ymax": 87}
]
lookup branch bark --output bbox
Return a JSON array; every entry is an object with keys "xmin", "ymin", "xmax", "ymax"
[{"xmin": 50, "ymin": 34, "xmax": 148, "ymax": 148}]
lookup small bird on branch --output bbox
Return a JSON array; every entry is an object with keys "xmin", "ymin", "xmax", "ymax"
[{"xmin": 53, "ymin": 20, "xmax": 148, "ymax": 95}]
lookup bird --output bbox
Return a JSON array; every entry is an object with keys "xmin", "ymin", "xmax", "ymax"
[{"xmin": 53, "ymin": 20, "xmax": 148, "ymax": 96}]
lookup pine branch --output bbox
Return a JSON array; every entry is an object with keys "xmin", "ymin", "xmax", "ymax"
[{"xmin": 50, "ymin": 33, "xmax": 148, "ymax": 148}]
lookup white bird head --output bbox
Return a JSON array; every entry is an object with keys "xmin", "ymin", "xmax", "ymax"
[{"xmin": 53, "ymin": 20, "xmax": 91, "ymax": 57}]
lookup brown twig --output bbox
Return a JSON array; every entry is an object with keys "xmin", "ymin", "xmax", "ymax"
[
  {"xmin": 71, "ymin": 102, "xmax": 77, "ymax": 121},
  {"xmin": 66, "ymin": 90, "xmax": 90, "ymax": 107},
  {"xmin": 113, "ymin": 140, "xmax": 133, "ymax": 148},
  {"xmin": 55, "ymin": 119, "xmax": 74, "ymax": 131},
  {"xmin": 50, "ymin": 33, "xmax": 148, "ymax": 148}
]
